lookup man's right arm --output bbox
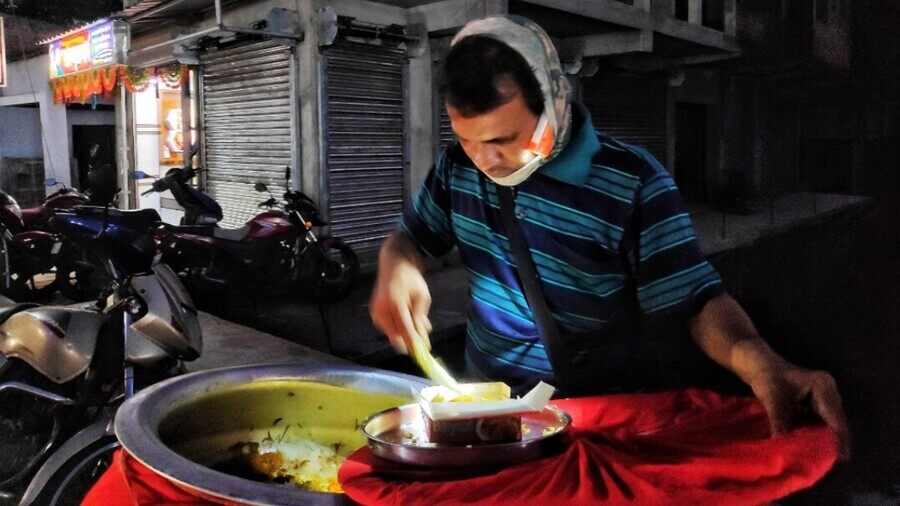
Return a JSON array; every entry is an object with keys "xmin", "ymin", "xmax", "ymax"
[
  {"xmin": 369, "ymin": 231, "xmax": 433, "ymax": 355},
  {"xmin": 371, "ymin": 149, "xmax": 457, "ymax": 354}
]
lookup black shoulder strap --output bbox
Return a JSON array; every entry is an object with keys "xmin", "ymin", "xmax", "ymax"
[{"xmin": 496, "ymin": 186, "xmax": 567, "ymax": 378}]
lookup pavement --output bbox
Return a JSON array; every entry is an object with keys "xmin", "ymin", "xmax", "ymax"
[{"xmin": 186, "ymin": 311, "xmax": 348, "ymax": 372}]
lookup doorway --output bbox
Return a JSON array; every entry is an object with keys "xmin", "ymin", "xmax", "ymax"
[
  {"xmin": 674, "ymin": 103, "xmax": 708, "ymax": 203},
  {"xmin": 71, "ymin": 125, "xmax": 116, "ymax": 191}
]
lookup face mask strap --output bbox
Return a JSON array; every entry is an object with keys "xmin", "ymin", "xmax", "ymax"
[{"xmin": 526, "ymin": 112, "xmax": 554, "ymax": 158}]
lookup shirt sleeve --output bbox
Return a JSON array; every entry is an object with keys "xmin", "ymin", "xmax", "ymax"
[
  {"xmin": 627, "ymin": 149, "xmax": 724, "ymax": 319},
  {"xmin": 398, "ymin": 146, "xmax": 457, "ymax": 258}
]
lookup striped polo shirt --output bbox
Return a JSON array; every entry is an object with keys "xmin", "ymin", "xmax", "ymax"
[{"xmin": 400, "ymin": 104, "xmax": 723, "ymax": 387}]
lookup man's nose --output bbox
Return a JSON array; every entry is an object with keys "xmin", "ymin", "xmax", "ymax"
[{"xmin": 473, "ymin": 143, "xmax": 501, "ymax": 168}]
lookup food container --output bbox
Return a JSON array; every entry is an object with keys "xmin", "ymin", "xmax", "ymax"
[
  {"xmin": 115, "ymin": 363, "xmax": 429, "ymax": 505},
  {"xmin": 362, "ymin": 403, "xmax": 571, "ymax": 468}
]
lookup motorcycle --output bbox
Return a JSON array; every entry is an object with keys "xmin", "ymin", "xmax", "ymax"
[
  {"xmin": 0, "ymin": 200, "xmax": 202, "ymax": 505},
  {"xmin": 17, "ymin": 186, "xmax": 91, "ymax": 233},
  {"xmin": 0, "ymin": 190, "xmax": 61, "ymax": 302},
  {"xmin": 52, "ymin": 145, "xmax": 122, "ymax": 302},
  {"xmin": 138, "ymin": 166, "xmax": 360, "ymax": 303},
  {"xmin": 0, "ymin": 144, "xmax": 117, "ymax": 303}
]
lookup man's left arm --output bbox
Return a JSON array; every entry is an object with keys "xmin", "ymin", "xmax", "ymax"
[
  {"xmin": 627, "ymin": 151, "xmax": 850, "ymax": 459},
  {"xmin": 690, "ymin": 293, "xmax": 850, "ymax": 459}
]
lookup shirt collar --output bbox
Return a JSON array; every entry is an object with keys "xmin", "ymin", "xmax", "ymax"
[{"xmin": 536, "ymin": 103, "xmax": 601, "ymax": 187}]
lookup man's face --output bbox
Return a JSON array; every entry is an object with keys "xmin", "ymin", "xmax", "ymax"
[{"xmin": 447, "ymin": 86, "xmax": 540, "ymax": 180}]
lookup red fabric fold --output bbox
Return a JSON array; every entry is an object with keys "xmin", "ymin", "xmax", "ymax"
[
  {"xmin": 84, "ymin": 389, "xmax": 836, "ymax": 505},
  {"xmin": 338, "ymin": 389, "xmax": 838, "ymax": 506},
  {"xmin": 83, "ymin": 449, "xmax": 238, "ymax": 505}
]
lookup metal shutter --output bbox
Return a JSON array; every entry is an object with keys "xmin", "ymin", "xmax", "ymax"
[
  {"xmin": 437, "ymin": 102, "xmax": 455, "ymax": 149},
  {"xmin": 432, "ymin": 38, "xmax": 456, "ymax": 153},
  {"xmin": 200, "ymin": 40, "xmax": 295, "ymax": 227},
  {"xmin": 582, "ymin": 73, "xmax": 667, "ymax": 163},
  {"xmin": 322, "ymin": 41, "xmax": 406, "ymax": 261}
]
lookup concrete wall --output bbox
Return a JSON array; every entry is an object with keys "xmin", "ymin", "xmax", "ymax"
[
  {"xmin": 0, "ymin": 106, "xmax": 42, "ymax": 158},
  {"xmin": 0, "ymin": 55, "xmax": 72, "ymax": 191}
]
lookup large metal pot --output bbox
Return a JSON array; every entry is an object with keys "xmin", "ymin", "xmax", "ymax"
[{"xmin": 115, "ymin": 363, "xmax": 429, "ymax": 505}]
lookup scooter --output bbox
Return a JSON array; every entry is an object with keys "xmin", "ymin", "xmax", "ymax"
[
  {"xmin": 0, "ymin": 198, "xmax": 202, "ymax": 505},
  {"xmin": 138, "ymin": 167, "xmax": 359, "ymax": 303}
]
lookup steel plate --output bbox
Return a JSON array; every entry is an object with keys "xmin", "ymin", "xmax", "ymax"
[{"xmin": 363, "ymin": 403, "xmax": 571, "ymax": 468}]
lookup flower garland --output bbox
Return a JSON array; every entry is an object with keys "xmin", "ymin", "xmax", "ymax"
[
  {"xmin": 50, "ymin": 64, "xmax": 191, "ymax": 104},
  {"xmin": 100, "ymin": 65, "xmax": 119, "ymax": 92},
  {"xmin": 50, "ymin": 65, "xmax": 122, "ymax": 104},
  {"xmin": 157, "ymin": 64, "xmax": 189, "ymax": 88},
  {"xmin": 121, "ymin": 66, "xmax": 153, "ymax": 94}
]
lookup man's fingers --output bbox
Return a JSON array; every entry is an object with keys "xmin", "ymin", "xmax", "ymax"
[
  {"xmin": 759, "ymin": 388, "xmax": 793, "ymax": 436},
  {"xmin": 810, "ymin": 375, "xmax": 852, "ymax": 460},
  {"xmin": 414, "ymin": 315, "xmax": 432, "ymax": 352},
  {"xmin": 394, "ymin": 305, "xmax": 421, "ymax": 353},
  {"xmin": 386, "ymin": 312, "xmax": 409, "ymax": 355},
  {"xmin": 408, "ymin": 289, "xmax": 432, "ymax": 352},
  {"xmin": 389, "ymin": 335, "xmax": 408, "ymax": 355}
]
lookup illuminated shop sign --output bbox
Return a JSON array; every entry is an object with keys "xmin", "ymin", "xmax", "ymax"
[{"xmin": 48, "ymin": 20, "xmax": 118, "ymax": 77}]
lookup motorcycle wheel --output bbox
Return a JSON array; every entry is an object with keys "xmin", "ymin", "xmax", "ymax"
[
  {"xmin": 54, "ymin": 245, "xmax": 107, "ymax": 302},
  {"xmin": 309, "ymin": 240, "xmax": 359, "ymax": 303},
  {"xmin": 26, "ymin": 435, "xmax": 119, "ymax": 506},
  {"xmin": 0, "ymin": 360, "xmax": 76, "ymax": 499}
]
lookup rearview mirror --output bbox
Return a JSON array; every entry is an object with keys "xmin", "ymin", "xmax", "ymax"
[
  {"xmin": 44, "ymin": 178, "xmax": 58, "ymax": 187},
  {"xmin": 254, "ymin": 182, "xmax": 268, "ymax": 193},
  {"xmin": 133, "ymin": 171, "xmax": 150, "ymax": 180}
]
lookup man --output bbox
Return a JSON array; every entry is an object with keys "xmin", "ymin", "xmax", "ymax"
[{"xmin": 370, "ymin": 15, "xmax": 849, "ymax": 457}]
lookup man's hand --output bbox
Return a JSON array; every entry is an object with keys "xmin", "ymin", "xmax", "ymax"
[
  {"xmin": 746, "ymin": 360, "xmax": 851, "ymax": 460},
  {"xmin": 369, "ymin": 233, "xmax": 433, "ymax": 355},
  {"xmin": 691, "ymin": 294, "xmax": 851, "ymax": 460}
]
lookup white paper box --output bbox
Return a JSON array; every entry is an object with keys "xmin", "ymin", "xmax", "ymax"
[{"xmin": 412, "ymin": 381, "xmax": 556, "ymax": 421}]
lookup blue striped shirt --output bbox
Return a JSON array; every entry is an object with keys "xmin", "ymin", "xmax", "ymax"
[{"xmin": 400, "ymin": 104, "xmax": 723, "ymax": 387}]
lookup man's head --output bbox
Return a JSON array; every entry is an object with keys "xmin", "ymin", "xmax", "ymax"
[
  {"xmin": 441, "ymin": 16, "xmax": 573, "ymax": 186},
  {"xmin": 440, "ymin": 35, "xmax": 545, "ymax": 180}
]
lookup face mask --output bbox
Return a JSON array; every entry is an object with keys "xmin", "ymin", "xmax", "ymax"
[{"xmin": 487, "ymin": 111, "xmax": 554, "ymax": 187}]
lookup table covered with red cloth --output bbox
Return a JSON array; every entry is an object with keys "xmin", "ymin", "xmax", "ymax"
[
  {"xmin": 339, "ymin": 389, "xmax": 838, "ymax": 506},
  {"xmin": 84, "ymin": 389, "xmax": 837, "ymax": 505}
]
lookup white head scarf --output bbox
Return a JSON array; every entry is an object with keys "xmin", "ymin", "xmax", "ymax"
[{"xmin": 451, "ymin": 15, "xmax": 573, "ymax": 186}]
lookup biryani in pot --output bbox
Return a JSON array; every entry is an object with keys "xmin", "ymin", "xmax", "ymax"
[{"xmin": 157, "ymin": 381, "xmax": 410, "ymax": 494}]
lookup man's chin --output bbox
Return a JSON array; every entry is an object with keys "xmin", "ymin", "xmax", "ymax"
[{"xmin": 484, "ymin": 167, "xmax": 517, "ymax": 179}]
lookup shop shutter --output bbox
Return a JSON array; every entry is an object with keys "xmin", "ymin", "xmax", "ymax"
[
  {"xmin": 432, "ymin": 38, "xmax": 456, "ymax": 153},
  {"xmin": 200, "ymin": 40, "xmax": 295, "ymax": 227},
  {"xmin": 322, "ymin": 40, "xmax": 406, "ymax": 261},
  {"xmin": 437, "ymin": 104, "xmax": 455, "ymax": 149},
  {"xmin": 582, "ymin": 73, "xmax": 667, "ymax": 164}
]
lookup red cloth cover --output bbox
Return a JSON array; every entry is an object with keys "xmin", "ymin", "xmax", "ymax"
[
  {"xmin": 84, "ymin": 390, "xmax": 837, "ymax": 506},
  {"xmin": 83, "ymin": 449, "xmax": 241, "ymax": 506},
  {"xmin": 339, "ymin": 389, "xmax": 838, "ymax": 506}
]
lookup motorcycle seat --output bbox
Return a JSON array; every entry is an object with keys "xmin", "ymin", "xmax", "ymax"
[
  {"xmin": 162, "ymin": 223, "xmax": 214, "ymax": 237},
  {"xmin": 212, "ymin": 225, "xmax": 249, "ymax": 242},
  {"xmin": 74, "ymin": 207, "xmax": 161, "ymax": 230}
]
